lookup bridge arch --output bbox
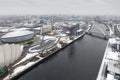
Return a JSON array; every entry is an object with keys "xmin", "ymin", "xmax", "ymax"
[{"xmin": 88, "ymin": 22, "xmax": 110, "ymax": 39}]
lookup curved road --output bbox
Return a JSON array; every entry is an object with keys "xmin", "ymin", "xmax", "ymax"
[{"xmin": 18, "ymin": 34, "xmax": 107, "ymax": 80}]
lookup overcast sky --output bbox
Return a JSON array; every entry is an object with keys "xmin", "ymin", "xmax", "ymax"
[{"xmin": 0, "ymin": 0, "xmax": 119, "ymax": 15}]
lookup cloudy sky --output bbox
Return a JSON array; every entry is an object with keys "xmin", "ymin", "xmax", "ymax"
[{"xmin": 0, "ymin": 0, "xmax": 119, "ymax": 15}]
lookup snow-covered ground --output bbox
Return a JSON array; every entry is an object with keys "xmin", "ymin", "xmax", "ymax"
[
  {"xmin": 13, "ymin": 53, "xmax": 39, "ymax": 67},
  {"xmin": 4, "ymin": 53, "xmax": 43, "ymax": 80}
]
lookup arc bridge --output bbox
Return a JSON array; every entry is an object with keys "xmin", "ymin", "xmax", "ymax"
[{"xmin": 87, "ymin": 22, "xmax": 110, "ymax": 40}]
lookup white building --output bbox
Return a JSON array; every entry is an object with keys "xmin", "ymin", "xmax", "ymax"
[
  {"xmin": 40, "ymin": 25, "xmax": 52, "ymax": 34},
  {"xmin": 1, "ymin": 30, "xmax": 34, "ymax": 43},
  {"xmin": 0, "ymin": 44, "xmax": 23, "ymax": 68}
]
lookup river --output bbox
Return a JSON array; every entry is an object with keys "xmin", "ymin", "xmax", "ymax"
[{"xmin": 18, "ymin": 34, "xmax": 107, "ymax": 80}]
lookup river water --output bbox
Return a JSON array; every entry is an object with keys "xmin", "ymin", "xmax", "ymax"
[{"xmin": 18, "ymin": 34, "xmax": 107, "ymax": 80}]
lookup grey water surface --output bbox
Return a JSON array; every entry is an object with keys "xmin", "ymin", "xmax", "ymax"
[{"xmin": 18, "ymin": 34, "xmax": 107, "ymax": 80}]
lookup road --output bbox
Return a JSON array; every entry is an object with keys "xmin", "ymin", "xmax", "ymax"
[{"xmin": 18, "ymin": 34, "xmax": 107, "ymax": 80}]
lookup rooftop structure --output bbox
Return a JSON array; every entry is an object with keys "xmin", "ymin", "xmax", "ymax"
[{"xmin": 0, "ymin": 30, "xmax": 34, "ymax": 43}]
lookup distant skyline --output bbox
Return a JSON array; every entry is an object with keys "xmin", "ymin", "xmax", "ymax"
[{"xmin": 0, "ymin": 0, "xmax": 120, "ymax": 15}]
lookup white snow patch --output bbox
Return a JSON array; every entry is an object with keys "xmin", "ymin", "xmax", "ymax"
[{"xmin": 13, "ymin": 53, "xmax": 39, "ymax": 67}]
